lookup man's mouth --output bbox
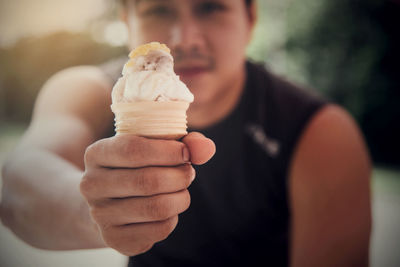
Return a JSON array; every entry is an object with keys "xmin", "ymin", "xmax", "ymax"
[{"xmin": 175, "ymin": 66, "xmax": 210, "ymax": 77}]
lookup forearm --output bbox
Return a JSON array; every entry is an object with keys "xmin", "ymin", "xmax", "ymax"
[{"xmin": 1, "ymin": 147, "xmax": 105, "ymax": 250}]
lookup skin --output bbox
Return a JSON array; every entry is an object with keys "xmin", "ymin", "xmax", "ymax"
[
  {"xmin": 1, "ymin": 0, "xmax": 371, "ymax": 265},
  {"xmin": 123, "ymin": 0, "xmax": 255, "ymax": 128}
]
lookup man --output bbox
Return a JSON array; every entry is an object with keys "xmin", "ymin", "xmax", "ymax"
[{"xmin": 1, "ymin": 0, "xmax": 371, "ymax": 266}]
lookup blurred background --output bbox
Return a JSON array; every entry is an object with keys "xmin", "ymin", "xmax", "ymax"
[{"xmin": 0, "ymin": 0, "xmax": 399, "ymax": 266}]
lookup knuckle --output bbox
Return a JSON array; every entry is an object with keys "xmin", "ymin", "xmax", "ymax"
[
  {"xmin": 89, "ymin": 207, "xmax": 101, "ymax": 222},
  {"xmin": 137, "ymin": 243, "xmax": 154, "ymax": 255},
  {"xmin": 80, "ymin": 173, "xmax": 94, "ymax": 197},
  {"xmin": 80, "ymin": 169, "xmax": 103, "ymax": 199},
  {"xmin": 100, "ymin": 220, "xmax": 157, "ymax": 257},
  {"xmin": 101, "ymin": 229, "xmax": 121, "ymax": 250},
  {"xmin": 156, "ymin": 217, "xmax": 178, "ymax": 241},
  {"xmin": 84, "ymin": 142, "xmax": 97, "ymax": 165},
  {"xmin": 137, "ymin": 168, "xmax": 160, "ymax": 195},
  {"xmin": 146, "ymin": 169, "xmax": 162, "ymax": 194},
  {"xmin": 147, "ymin": 196, "xmax": 172, "ymax": 220},
  {"xmin": 133, "ymin": 169, "xmax": 147, "ymax": 193},
  {"xmin": 99, "ymin": 220, "xmax": 114, "ymax": 232},
  {"xmin": 89, "ymin": 205, "xmax": 106, "ymax": 224},
  {"xmin": 122, "ymin": 136, "xmax": 142, "ymax": 161},
  {"xmin": 146, "ymin": 191, "xmax": 191, "ymax": 220},
  {"xmin": 105, "ymin": 234, "xmax": 153, "ymax": 256}
]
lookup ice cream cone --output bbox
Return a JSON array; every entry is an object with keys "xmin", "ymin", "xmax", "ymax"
[
  {"xmin": 111, "ymin": 101, "xmax": 190, "ymax": 140},
  {"xmin": 111, "ymin": 42, "xmax": 193, "ymax": 140}
]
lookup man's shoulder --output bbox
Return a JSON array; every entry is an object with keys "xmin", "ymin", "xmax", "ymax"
[
  {"xmin": 246, "ymin": 61, "xmax": 323, "ymax": 103},
  {"xmin": 48, "ymin": 65, "xmax": 112, "ymax": 90},
  {"xmin": 32, "ymin": 64, "xmax": 114, "ymax": 135},
  {"xmin": 245, "ymin": 61, "xmax": 327, "ymax": 122},
  {"xmin": 38, "ymin": 65, "xmax": 113, "ymax": 109}
]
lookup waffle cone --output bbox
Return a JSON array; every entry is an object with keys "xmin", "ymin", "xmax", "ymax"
[{"xmin": 111, "ymin": 101, "xmax": 190, "ymax": 140}]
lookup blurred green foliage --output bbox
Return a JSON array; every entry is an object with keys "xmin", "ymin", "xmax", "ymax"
[{"xmin": 248, "ymin": 0, "xmax": 399, "ymax": 166}]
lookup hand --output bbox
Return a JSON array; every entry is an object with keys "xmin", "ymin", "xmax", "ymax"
[{"xmin": 80, "ymin": 132, "xmax": 215, "ymax": 256}]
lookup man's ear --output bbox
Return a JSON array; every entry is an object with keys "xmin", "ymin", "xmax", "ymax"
[
  {"xmin": 247, "ymin": 1, "xmax": 257, "ymax": 30},
  {"xmin": 246, "ymin": 1, "xmax": 257, "ymax": 44}
]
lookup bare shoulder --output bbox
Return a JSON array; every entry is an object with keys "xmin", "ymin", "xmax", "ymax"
[
  {"xmin": 34, "ymin": 65, "xmax": 113, "ymax": 121},
  {"xmin": 288, "ymin": 104, "xmax": 372, "ymax": 266},
  {"xmin": 17, "ymin": 65, "xmax": 115, "ymax": 166},
  {"xmin": 31, "ymin": 65, "xmax": 114, "ymax": 139},
  {"xmin": 289, "ymin": 104, "xmax": 371, "ymax": 180}
]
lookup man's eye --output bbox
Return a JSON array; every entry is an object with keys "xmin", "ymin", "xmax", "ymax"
[{"xmin": 197, "ymin": 2, "xmax": 226, "ymax": 15}]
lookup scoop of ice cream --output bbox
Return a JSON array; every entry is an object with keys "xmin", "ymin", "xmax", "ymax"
[{"xmin": 112, "ymin": 42, "xmax": 194, "ymax": 103}]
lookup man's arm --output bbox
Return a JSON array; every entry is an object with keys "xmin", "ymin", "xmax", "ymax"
[
  {"xmin": 1, "ymin": 65, "xmax": 216, "ymax": 255},
  {"xmin": 0, "ymin": 66, "xmax": 113, "ymax": 249},
  {"xmin": 289, "ymin": 105, "xmax": 372, "ymax": 267}
]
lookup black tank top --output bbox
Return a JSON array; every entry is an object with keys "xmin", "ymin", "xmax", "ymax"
[{"xmin": 100, "ymin": 60, "xmax": 327, "ymax": 266}]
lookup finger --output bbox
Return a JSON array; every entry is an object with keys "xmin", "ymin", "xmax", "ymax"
[
  {"xmin": 81, "ymin": 164, "xmax": 195, "ymax": 199},
  {"xmin": 90, "ymin": 190, "xmax": 190, "ymax": 225},
  {"xmin": 182, "ymin": 132, "xmax": 216, "ymax": 165},
  {"xmin": 85, "ymin": 135, "xmax": 190, "ymax": 168},
  {"xmin": 103, "ymin": 216, "xmax": 179, "ymax": 256}
]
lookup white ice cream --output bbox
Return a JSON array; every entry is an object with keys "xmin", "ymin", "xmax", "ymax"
[{"xmin": 112, "ymin": 49, "xmax": 194, "ymax": 103}]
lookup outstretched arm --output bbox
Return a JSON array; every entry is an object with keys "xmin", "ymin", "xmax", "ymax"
[
  {"xmin": 289, "ymin": 105, "xmax": 372, "ymax": 267},
  {"xmin": 1, "ymin": 66, "xmax": 113, "ymax": 249},
  {"xmin": 0, "ymin": 66, "xmax": 216, "ymax": 255}
]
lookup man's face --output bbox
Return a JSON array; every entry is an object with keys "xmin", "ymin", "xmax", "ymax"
[{"xmin": 123, "ymin": 0, "xmax": 255, "ymax": 106}]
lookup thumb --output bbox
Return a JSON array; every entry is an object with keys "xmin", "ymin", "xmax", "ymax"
[{"xmin": 182, "ymin": 132, "xmax": 216, "ymax": 165}]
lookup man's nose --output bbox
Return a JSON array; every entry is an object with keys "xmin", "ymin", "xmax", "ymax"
[{"xmin": 169, "ymin": 15, "xmax": 206, "ymax": 53}]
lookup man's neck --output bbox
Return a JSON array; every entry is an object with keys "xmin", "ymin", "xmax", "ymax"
[{"xmin": 187, "ymin": 65, "xmax": 246, "ymax": 130}]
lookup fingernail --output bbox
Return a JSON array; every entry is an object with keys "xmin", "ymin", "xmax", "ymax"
[{"xmin": 183, "ymin": 146, "xmax": 190, "ymax": 162}]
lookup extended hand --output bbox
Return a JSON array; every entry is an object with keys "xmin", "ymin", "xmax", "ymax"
[{"xmin": 80, "ymin": 132, "xmax": 215, "ymax": 256}]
